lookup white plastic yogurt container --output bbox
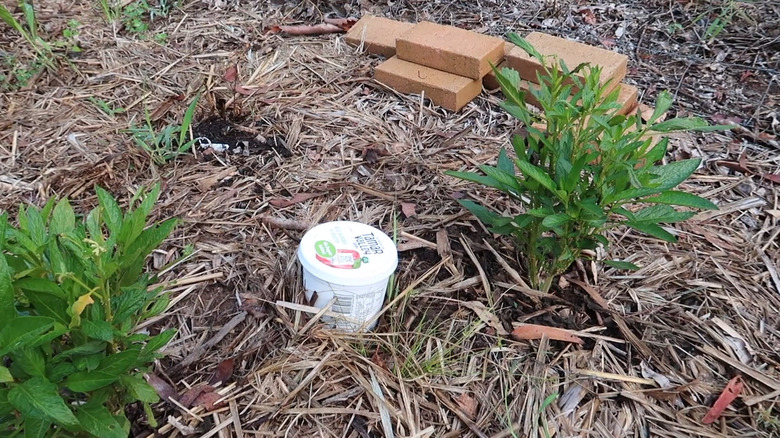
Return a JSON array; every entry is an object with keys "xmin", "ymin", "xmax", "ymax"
[{"xmin": 297, "ymin": 221, "xmax": 398, "ymax": 332}]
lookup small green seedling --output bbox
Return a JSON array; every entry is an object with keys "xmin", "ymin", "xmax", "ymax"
[
  {"xmin": 447, "ymin": 33, "xmax": 730, "ymax": 293},
  {"xmin": 129, "ymin": 94, "xmax": 200, "ymax": 165}
]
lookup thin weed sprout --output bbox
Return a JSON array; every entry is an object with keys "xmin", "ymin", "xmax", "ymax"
[{"xmin": 128, "ymin": 94, "xmax": 200, "ymax": 165}]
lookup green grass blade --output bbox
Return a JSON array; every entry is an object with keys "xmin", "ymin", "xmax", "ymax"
[
  {"xmin": 0, "ymin": 4, "xmax": 25, "ymax": 34},
  {"xmin": 178, "ymin": 94, "xmax": 200, "ymax": 147}
]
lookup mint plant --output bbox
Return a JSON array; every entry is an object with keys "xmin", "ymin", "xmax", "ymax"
[
  {"xmin": 0, "ymin": 184, "xmax": 178, "ymax": 437},
  {"xmin": 447, "ymin": 33, "xmax": 727, "ymax": 293}
]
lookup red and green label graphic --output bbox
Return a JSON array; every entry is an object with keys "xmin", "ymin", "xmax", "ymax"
[{"xmin": 315, "ymin": 240, "xmax": 368, "ymax": 269}]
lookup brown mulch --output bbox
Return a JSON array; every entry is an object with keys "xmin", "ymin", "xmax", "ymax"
[{"xmin": 1, "ymin": 0, "xmax": 779, "ymax": 437}]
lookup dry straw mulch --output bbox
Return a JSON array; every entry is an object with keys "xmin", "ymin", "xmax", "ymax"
[{"xmin": 1, "ymin": 0, "xmax": 779, "ymax": 437}]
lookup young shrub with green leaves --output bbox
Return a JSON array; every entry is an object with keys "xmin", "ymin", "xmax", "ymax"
[
  {"xmin": 0, "ymin": 184, "xmax": 178, "ymax": 437},
  {"xmin": 446, "ymin": 33, "xmax": 728, "ymax": 293}
]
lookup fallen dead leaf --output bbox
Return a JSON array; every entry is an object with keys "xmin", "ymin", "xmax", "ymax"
[
  {"xmin": 401, "ymin": 202, "xmax": 416, "ymax": 218},
  {"xmin": 269, "ymin": 192, "xmax": 324, "ymax": 208},
  {"xmin": 454, "ymin": 393, "xmax": 478, "ymax": 419},
  {"xmin": 702, "ymin": 375, "xmax": 743, "ymax": 424},
  {"xmin": 208, "ymin": 358, "xmax": 235, "ymax": 386},
  {"xmin": 179, "ymin": 383, "xmax": 215, "ymax": 408},
  {"xmin": 145, "ymin": 374, "xmax": 177, "ymax": 402},
  {"xmin": 761, "ymin": 174, "xmax": 780, "ymax": 183},
  {"xmin": 580, "ymin": 8, "xmax": 597, "ymax": 24},
  {"xmin": 511, "ymin": 324, "xmax": 583, "ymax": 344},
  {"xmin": 223, "ymin": 65, "xmax": 238, "ymax": 82},
  {"xmin": 149, "ymin": 94, "xmax": 186, "ymax": 122},
  {"xmin": 371, "ymin": 347, "xmax": 389, "ymax": 371},
  {"xmin": 598, "ymin": 36, "xmax": 616, "ymax": 48},
  {"xmin": 194, "ymin": 391, "xmax": 225, "ymax": 411},
  {"xmin": 462, "ymin": 301, "xmax": 508, "ymax": 336}
]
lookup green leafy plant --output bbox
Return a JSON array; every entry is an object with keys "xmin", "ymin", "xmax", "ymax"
[
  {"xmin": 119, "ymin": 0, "xmax": 172, "ymax": 41},
  {"xmin": 129, "ymin": 94, "xmax": 200, "ymax": 165},
  {"xmin": 446, "ymin": 33, "xmax": 728, "ymax": 293},
  {"xmin": 0, "ymin": 55, "xmax": 45, "ymax": 91},
  {"xmin": 695, "ymin": 0, "xmax": 755, "ymax": 44},
  {"xmin": 54, "ymin": 19, "xmax": 82, "ymax": 53},
  {"xmin": 89, "ymin": 97, "xmax": 126, "ymax": 117},
  {"xmin": 0, "ymin": 184, "xmax": 178, "ymax": 436}
]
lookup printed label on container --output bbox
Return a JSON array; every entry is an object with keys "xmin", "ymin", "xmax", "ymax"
[{"xmin": 314, "ymin": 238, "xmax": 373, "ymax": 269}]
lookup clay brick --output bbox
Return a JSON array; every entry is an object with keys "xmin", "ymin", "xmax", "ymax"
[
  {"xmin": 615, "ymin": 83, "xmax": 638, "ymax": 115},
  {"xmin": 374, "ymin": 56, "xmax": 481, "ymax": 111},
  {"xmin": 505, "ymin": 32, "xmax": 628, "ymax": 93},
  {"xmin": 344, "ymin": 15, "xmax": 415, "ymax": 58},
  {"xmin": 396, "ymin": 21, "xmax": 505, "ymax": 80}
]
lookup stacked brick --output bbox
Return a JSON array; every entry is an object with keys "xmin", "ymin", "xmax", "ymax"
[{"xmin": 345, "ymin": 16, "xmax": 639, "ymax": 114}]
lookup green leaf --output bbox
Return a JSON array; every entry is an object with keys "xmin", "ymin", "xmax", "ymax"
[
  {"xmin": 457, "ymin": 200, "xmax": 514, "ymax": 235},
  {"xmin": 496, "ymin": 148, "xmax": 514, "ymax": 175},
  {"xmin": 0, "ymin": 243, "xmax": 15, "ymax": 326},
  {"xmin": 24, "ymin": 206, "xmax": 47, "ymax": 247},
  {"xmin": 604, "ymin": 159, "xmax": 702, "ymax": 204},
  {"xmin": 446, "ymin": 170, "xmax": 510, "ymax": 192},
  {"xmin": 49, "ymin": 198, "xmax": 75, "ymax": 235},
  {"xmin": 179, "ymin": 94, "xmax": 201, "ymax": 147},
  {"xmin": 11, "ymin": 347, "xmax": 46, "ymax": 377},
  {"xmin": 25, "ymin": 293, "xmax": 69, "ymax": 326},
  {"xmin": 642, "ymin": 191, "xmax": 718, "ymax": 210},
  {"xmin": 8, "ymin": 376, "xmax": 80, "ymax": 430},
  {"xmin": 66, "ymin": 349, "xmax": 141, "ymax": 392},
  {"xmin": 479, "ymin": 165, "xmax": 522, "ymax": 194},
  {"xmin": 66, "ymin": 371, "xmax": 120, "ymax": 393},
  {"xmin": 650, "ymin": 117, "xmax": 732, "ymax": 133},
  {"xmin": 73, "ymin": 353, "xmax": 102, "ymax": 372},
  {"xmin": 0, "ymin": 366, "xmax": 13, "ymax": 383},
  {"xmin": 633, "ymin": 205, "xmax": 696, "ymax": 223},
  {"xmin": 20, "ymin": 0, "xmax": 37, "ymax": 40},
  {"xmin": 75, "ymin": 401, "xmax": 126, "ymax": 438},
  {"xmin": 82, "ymin": 320, "xmax": 114, "ymax": 342},
  {"xmin": 515, "ymin": 159, "xmax": 559, "ymax": 196},
  {"xmin": 47, "ymin": 362, "xmax": 76, "ymax": 383},
  {"xmin": 96, "ymin": 186, "xmax": 123, "ymax": 235},
  {"xmin": 23, "ymin": 416, "xmax": 50, "ymax": 438},
  {"xmin": 541, "ymin": 213, "xmax": 570, "ymax": 229},
  {"xmin": 624, "ymin": 221, "xmax": 677, "ymax": 242},
  {"xmin": 604, "ymin": 260, "xmax": 640, "ymax": 270},
  {"xmin": 119, "ymin": 374, "xmax": 160, "ymax": 403},
  {"xmin": 650, "ymin": 91, "xmax": 673, "ymax": 124},
  {"xmin": 508, "ymin": 32, "xmax": 544, "ymax": 61},
  {"xmin": 52, "ymin": 340, "xmax": 106, "ymax": 362},
  {"xmin": 140, "ymin": 328, "xmax": 175, "ymax": 358},
  {"xmin": 0, "ymin": 4, "xmax": 25, "ymax": 35},
  {"xmin": 0, "ymin": 388, "xmax": 13, "ymax": 416},
  {"xmin": 494, "ymin": 67, "xmax": 526, "ymax": 109},
  {"xmin": 112, "ymin": 285, "xmax": 149, "ymax": 322},
  {"xmin": 0, "ymin": 316, "xmax": 55, "ymax": 356},
  {"xmin": 15, "ymin": 277, "xmax": 66, "ymax": 299}
]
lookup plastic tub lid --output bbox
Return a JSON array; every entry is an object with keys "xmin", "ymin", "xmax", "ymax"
[{"xmin": 297, "ymin": 221, "xmax": 398, "ymax": 286}]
